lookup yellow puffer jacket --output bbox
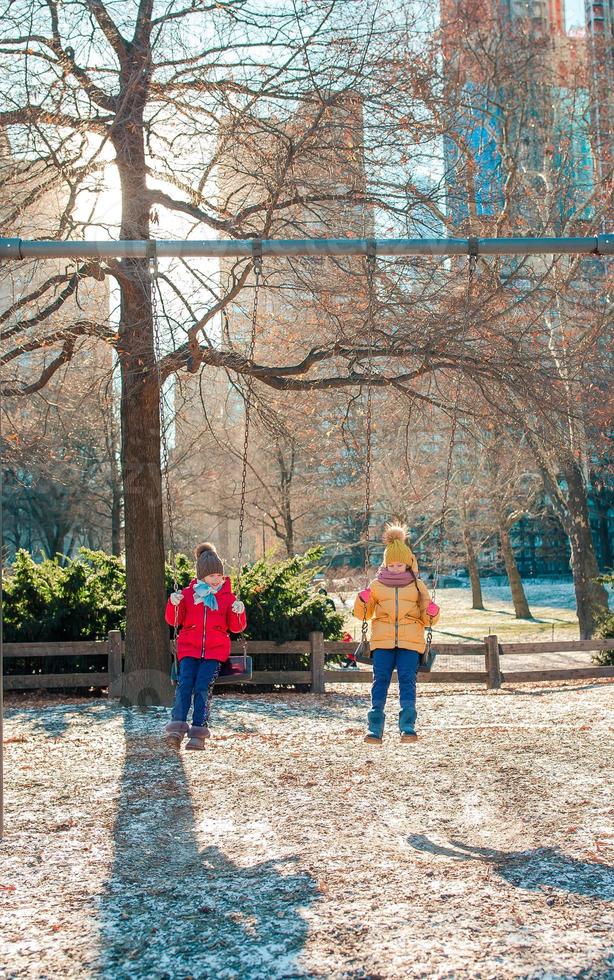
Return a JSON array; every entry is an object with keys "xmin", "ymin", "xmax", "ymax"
[{"xmin": 352, "ymin": 577, "xmax": 440, "ymax": 653}]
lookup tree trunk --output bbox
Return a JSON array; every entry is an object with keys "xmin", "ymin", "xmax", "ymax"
[
  {"xmin": 118, "ymin": 302, "xmax": 172, "ymax": 706},
  {"xmin": 499, "ymin": 521, "xmax": 532, "ymax": 618},
  {"xmin": 113, "ymin": 60, "xmax": 173, "ymax": 706},
  {"xmin": 111, "ymin": 481, "xmax": 122, "ymax": 557},
  {"xmin": 281, "ymin": 499, "xmax": 294, "ymax": 557},
  {"xmin": 525, "ymin": 431, "xmax": 610, "ymax": 638},
  {"xmin": 463, "ymin": 526, "xmax": 484, "ymax": 609},
  {"xmin": 218, "ymin": 517, "xmax": 230, "ymax": 558},
  {"xmin": 563, "ymin": 463, "xmax": 609, "ymax": 638},
  {"xmin": 278, "ymin": 446, "xmax": 295, "ymax": 556},
  {"xmin": 109, "ymin": 411, "xmax": 123, "ymax": 557}
]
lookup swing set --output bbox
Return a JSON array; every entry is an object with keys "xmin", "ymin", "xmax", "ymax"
[
  {"xmin": 0, "ymin": 232, "xmax": 612, "ymax": 837},
  {"xmin": 351, "ymin": 242, "xmax": 480, "ymax": 670},
  {"xmin": 4, "ymin": 233, "xmax": 613, "ymax": 681},
  {"xmin": 151, "ymin": 242, "xmax": 258, "ymax": 686},
  {"xmin": 106, "ymin": 231, "xmax": 607, "ymax": 683},
  {"xmin": 150, "ymin": 236, "xmax": 486, "ymax": 681},
  {"xmin": 5, "ymin": 230, "xmax": 614, "ymax": 622}
]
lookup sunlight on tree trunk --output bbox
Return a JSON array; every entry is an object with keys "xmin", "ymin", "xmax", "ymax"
[{"xmin": 499, "ymin": 522, "xmax": 532, "ymax": 619}]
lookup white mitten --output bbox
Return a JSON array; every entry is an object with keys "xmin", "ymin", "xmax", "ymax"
[
  {"xmin": 170, "ymin": 592, "xmax": 184, "ymax": 606},
  {"xmin": 232, "ymin": 599, "xmax": 245, "ymax": 615}
]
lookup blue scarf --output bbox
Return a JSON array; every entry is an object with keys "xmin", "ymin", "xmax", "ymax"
[{"xmin": 193, "ymin": 579, "xmax": 222, "ymax": 610}]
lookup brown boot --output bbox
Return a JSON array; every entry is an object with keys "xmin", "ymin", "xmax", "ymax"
[
  {"xmin": 184, "ymin": 725, "xmax": 211, "ymax": 750},
  {"xmin": 164, "ymin": 721, "xmax": 189, "ymax": 750}
]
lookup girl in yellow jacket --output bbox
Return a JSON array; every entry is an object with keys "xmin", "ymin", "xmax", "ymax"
[{"xmin": 353, "ymin": 524, "xmax": 440, "ymax": 744}]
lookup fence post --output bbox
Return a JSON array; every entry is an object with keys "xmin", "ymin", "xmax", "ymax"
[
  {"xmin": 310, "ymin": 632, "xmax": 325, "ymax": 694},
  {"xmin": 108, "ymin": 630, "xmax": 123, "ymax": 698},
  {"xmin": 484, "ymin": 634, "xmax": 502, "ymax": 690}
]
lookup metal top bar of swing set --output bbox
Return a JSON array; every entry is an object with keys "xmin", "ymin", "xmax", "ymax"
[{"xmin": 0, "ymin": 234, "xmax": 613, "ymax": 260}]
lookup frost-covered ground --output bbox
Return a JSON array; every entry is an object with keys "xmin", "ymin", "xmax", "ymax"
[{"xmin": 1, "ymin": 682, "xmax": 613, "ymax": 980}]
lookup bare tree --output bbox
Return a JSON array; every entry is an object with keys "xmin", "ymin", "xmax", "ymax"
[
  {"xmin": 1, "ymin": 0, "xmax": 458, "ymax": 701},
  {"xmin": 1, "ymin": 345, "xmax": 120, "ymax": 558},
  {"xmin": 1, "ymin": 0, "xmax": 610, "ymax": 707}
]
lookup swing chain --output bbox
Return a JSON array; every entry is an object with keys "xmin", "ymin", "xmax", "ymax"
[
  {"xmin": 363, "ymin": 240, "xmax": 376, "ymax": 582},
  {"xmin": 149, "ymin": 244, "xmax": 179, "ymax": 594},
  {"xmin": 467, "ymin": 237, "xmax": 479, "ymax": 290},
  {"xmin": 430, "ymin": 239, "xmax": 478, "ymax": 604},
  {"xmin": 235, "ymin": 239, "xmax": 262, "ymax": 603},
  {"xmin": 431, "ymin": 405, "xmax": 458, "ymax": 605},
  {"xmin": 361, "ymin": 241, "xmax": 377, "ymax": 643},
  {"xmin": 148, "ymin": 243, "xmax": 180, "ymax": 672}
]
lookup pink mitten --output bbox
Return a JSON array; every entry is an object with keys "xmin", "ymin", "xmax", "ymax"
[
  {"xmin": 426, "ymin": 600, "xmax": 440, "ymax": 617},
  {"xmin": 358, "ymin": 589, "xmax": 372, "ymax": 603}
]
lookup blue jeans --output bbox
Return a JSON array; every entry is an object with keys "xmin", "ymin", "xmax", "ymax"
[
  {"xmin": 371, "ymin": 648, "xmax": 419, "ymax": 713},
  {"xmin": 171, "ymin": 657, "xmax": 221, "ymax": 726}
]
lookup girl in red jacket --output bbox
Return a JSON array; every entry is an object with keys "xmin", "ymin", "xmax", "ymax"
[{"xmin": 163, "ymin": 542, "xmax": 247, "ymax": 750}]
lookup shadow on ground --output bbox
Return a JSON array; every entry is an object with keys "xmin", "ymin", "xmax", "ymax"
[
  {"xmin": 213, "ymin": 694, "xmax": 361, "ymax": 728},
  {"xmin": 90, "ymin": 708, "xmax": 318, "ymax": 979},
  {"xmin": 408, "ymin": 835, "xmax": 614, "ymax": 900},
  {"xmin": 5, "ymin": 700, "xmax": 118, "ymax": 737}
]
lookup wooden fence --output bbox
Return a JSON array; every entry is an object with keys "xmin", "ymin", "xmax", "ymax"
[
  {"xmin": 3, "ymin": 632, "xmax": 123, "ymax": 696},
  {"xmin": 3, "ymin": 632, "xmax": 614, "ymax": 693}
]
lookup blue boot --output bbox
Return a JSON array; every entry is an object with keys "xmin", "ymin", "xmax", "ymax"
[
  {"xmin": 399, "ymin": 706, "xmax": 418, "ymax": 742},
  {"xmin": 364, "ymin": 708, "xmax": 385, "ymax": 744}
]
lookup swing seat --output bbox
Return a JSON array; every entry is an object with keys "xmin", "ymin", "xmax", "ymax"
[
  {"xmin": 418, "ymin": 647, "xmax": 437, "ymax": 672},
  {"xmin": 353, "ymin": 639, "xmax": 436, "ymax": 671},
  {"xmin": 354, "ymin": 639, "xmax": 372, "ymax": 665},
  {"xmin": 215, "ymin": 655, "xmax": 253, "ymax": 685},
  {"xmin": 418, "ymin": 625, "xmax": 437, "ymax": 672}
]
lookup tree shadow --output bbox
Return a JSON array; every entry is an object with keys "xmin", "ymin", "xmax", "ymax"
[
  {"xmin": 408, "ymin": 835, "xmax": 614, "ymax": 900},
  {"xmin": 498, "ymin": 682, "xmax": 611, "ymax": 697},
  {"xmin": 434, "ymin": 629, "xmax": 484, "ymax": 642},
  {"xmin": 478, "ymin": 608, "xmax": 528, "ymax": 619},
  {"xmin": 482, "ymin": 608, "xmax": 576, "ymax": 625},
  {"xmin": 4, "ymin": 699, "xmax": 118, "ymax": 737},
  {"xmin": 90, "ymin": 708, "xmax": 319, "ymax": 978}
]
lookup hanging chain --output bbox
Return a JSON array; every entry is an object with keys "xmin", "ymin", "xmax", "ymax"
[
  {"xmin": 363, "ymin": 241, "xmax": 376, "ymax": 582},
  {"xmin": 431, "ymin": 399, "xmax": 458, "ymax": 607},
  {"xmin": 149, "ymin": 244, "xmax": 178, "ymax": 591},
  {"xmin": 430, "ymin": 239, "xmax": 478, "ymax": 606},
  {"xmin": 149, "ymin": 242, "xmax": 180, "ymax": 657},
  {"xmin": 361, "ymin": 240, "xmax": 376, "ymax": 642},
  {"xmin": 235, "ymin": 239, "xmax": 262, "ymax": 603}
]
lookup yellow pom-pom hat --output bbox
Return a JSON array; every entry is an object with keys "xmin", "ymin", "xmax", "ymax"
[{"xmin": 382, "ymin": 523, "xmax": 418, "ymax": 571}]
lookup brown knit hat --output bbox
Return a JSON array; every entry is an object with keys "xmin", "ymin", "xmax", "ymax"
[{"xmin": 195, "ymin": 542, "xmax": 224, "ymax": 579}]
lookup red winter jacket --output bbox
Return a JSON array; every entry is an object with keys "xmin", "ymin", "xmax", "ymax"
[{"xmin": 165, "ymin": 577, "xmax": 247, "ymax": 663}]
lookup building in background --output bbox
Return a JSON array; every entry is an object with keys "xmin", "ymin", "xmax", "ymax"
[
  {"xmin": 441, "ymin": 0, "xmax": 599, "ymax": 230},
  {"xmin": 439, "ymin": 0, "xmax": 613, "ymax": 578},
  {"xmin": 585, "ymin": 0, "xmax": 614, "ymax": 190}
]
